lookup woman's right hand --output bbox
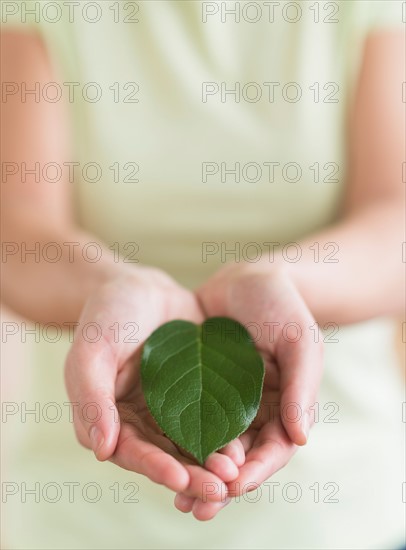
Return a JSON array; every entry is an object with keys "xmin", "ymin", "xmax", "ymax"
[{"xmin": 65, "ymin": 267, "xmax": 244, "ymax": 504}]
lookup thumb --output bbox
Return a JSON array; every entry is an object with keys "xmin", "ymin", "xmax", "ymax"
[
  {"xmin": 65, "ymin": 342, "xmax": 120, "ymax": 461},
  {"xmin": 278, "ymin": 332, "xmax": 324, "ymax": 446}
]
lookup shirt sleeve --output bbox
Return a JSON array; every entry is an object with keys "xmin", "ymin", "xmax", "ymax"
[
  {"xmin": 1, "ymin": 0, "xmax": 43, "ymax": 33},
  {"xmin": 348, "ymin": 0, "xmax": 404, "ymax": 32}
]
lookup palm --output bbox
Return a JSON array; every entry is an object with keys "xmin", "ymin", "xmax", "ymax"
[
  {"xmin": 66, "ymin": 270, "xmax": 244, "ymax": 501},
  {"xmin": 110, "ymin": 329, "xmax": 244, "ymax": 495},
  {"xmin": 227, "ymin": 357, "xmax": 296, "ymax": 496},
  {"xmin": 194, "ymin": 263, "xmax": 323, "ymax": 502},
  {"xmin": 111, "ymin": 361, "xmax": 199, "ymax": 480}
]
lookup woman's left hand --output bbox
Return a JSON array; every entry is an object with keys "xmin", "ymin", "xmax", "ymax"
[{"xmin": 174, "ymin": 262, "xmax": 324, "ymax": 520}]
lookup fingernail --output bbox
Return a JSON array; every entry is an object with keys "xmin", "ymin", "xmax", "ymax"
[
  {"xmin": 301, "ymin": 412, "xmax": 310, "ymax": 443},
  {"xmin": 89, "ymin": 425, "xmax": 104, "ymax": 455}
]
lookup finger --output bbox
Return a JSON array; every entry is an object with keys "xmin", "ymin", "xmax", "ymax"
[
  {"xmin": 111, "ymin": 423, "xmax": 228, "ymax": 500},
  {"xmin": 110, "ymin": 424, "xmax": 190, "ymax": 493},
  {"xmin": 182, "ymin": 463, "xmax": 228, "ymax": 502},
  {"xmin": 217, "ymin": 439, "xmax": 245, "ymax": 467},
  {"xmin": 174, "ymin": 493, "xmax": 195, "ymax": 513},
  {"xmin": 239, "ymin": 430, "xmax": 257, "ymax": 454},
  {"xmin": 192, "ymin": 497, "xmax": 232, "ymax": 521},
  {"xmin": 64, "ymin": 280, "xmax": 166, "ymax": 461},
  {"xmin": 204, "ymin": 452, "xmax": 239, "ymax": 482},
  {"xmin": 65, "ymin": 343, "xmax": 120, "ymax": 461},
  {"xmin": 278, "ymin": 326, "xmax": 323, "ymax": 446},
  {"xmin": 227, "ymin": 419, "xmax": 296, "ymax": 497},
  {"xmin": 114, "ymin": 346, "xmax": 143, "ymax": 401}
]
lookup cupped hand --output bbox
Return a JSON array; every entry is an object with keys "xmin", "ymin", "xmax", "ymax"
[
  {"xmin": 65, "ymin": 267, "xmax": 244, "ymax": 502},
  {"xmin": 174, "ymin": 262, "xmax": 323, "ymax": 519}
]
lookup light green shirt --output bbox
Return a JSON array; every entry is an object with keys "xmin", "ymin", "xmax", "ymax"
[{"xmin": 2, "ymin": 2, "xmax": 405, "ymax": 548}]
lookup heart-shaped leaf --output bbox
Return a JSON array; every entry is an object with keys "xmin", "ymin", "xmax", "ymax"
[{"xmin": 141, "ymin": 317, "xmax": 264, "ymax": 464}]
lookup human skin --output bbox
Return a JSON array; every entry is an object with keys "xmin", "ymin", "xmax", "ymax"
[{"xmin": 1, "ymin": 29, "xmax": 404, "ymax": 521}]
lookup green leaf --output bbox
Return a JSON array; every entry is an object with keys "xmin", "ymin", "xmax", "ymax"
[{"xmin": 141, "ymin": 317, "xmax": 264, "ymax": 464}]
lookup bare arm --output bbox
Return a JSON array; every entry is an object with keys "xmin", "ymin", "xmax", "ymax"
[
  {"xmin": 192, "ymin": 30, "xmax": 405, "ymax": 520},
  {"xmin": 1, "ymin": 31, "xmax": 122, "ymax": 324},
  {"xmin": 1, "ymin": 31, "xmax": 242, "ymax": 505},
  {"xmin": 3, "ymin": 31, "xmax": 403, "ymax": 326},
  {"xmin": 272, "ymin": 31, "xmax": 405, "ymax": 325}
]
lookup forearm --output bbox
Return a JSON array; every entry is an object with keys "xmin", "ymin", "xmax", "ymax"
[
  {"xmin": 1, "ymin": 212, "xmax": 128, "ymax": 324},
  {"xmin": 270, "ymin": 200, "xmax": 404, "ymax": 325}
]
